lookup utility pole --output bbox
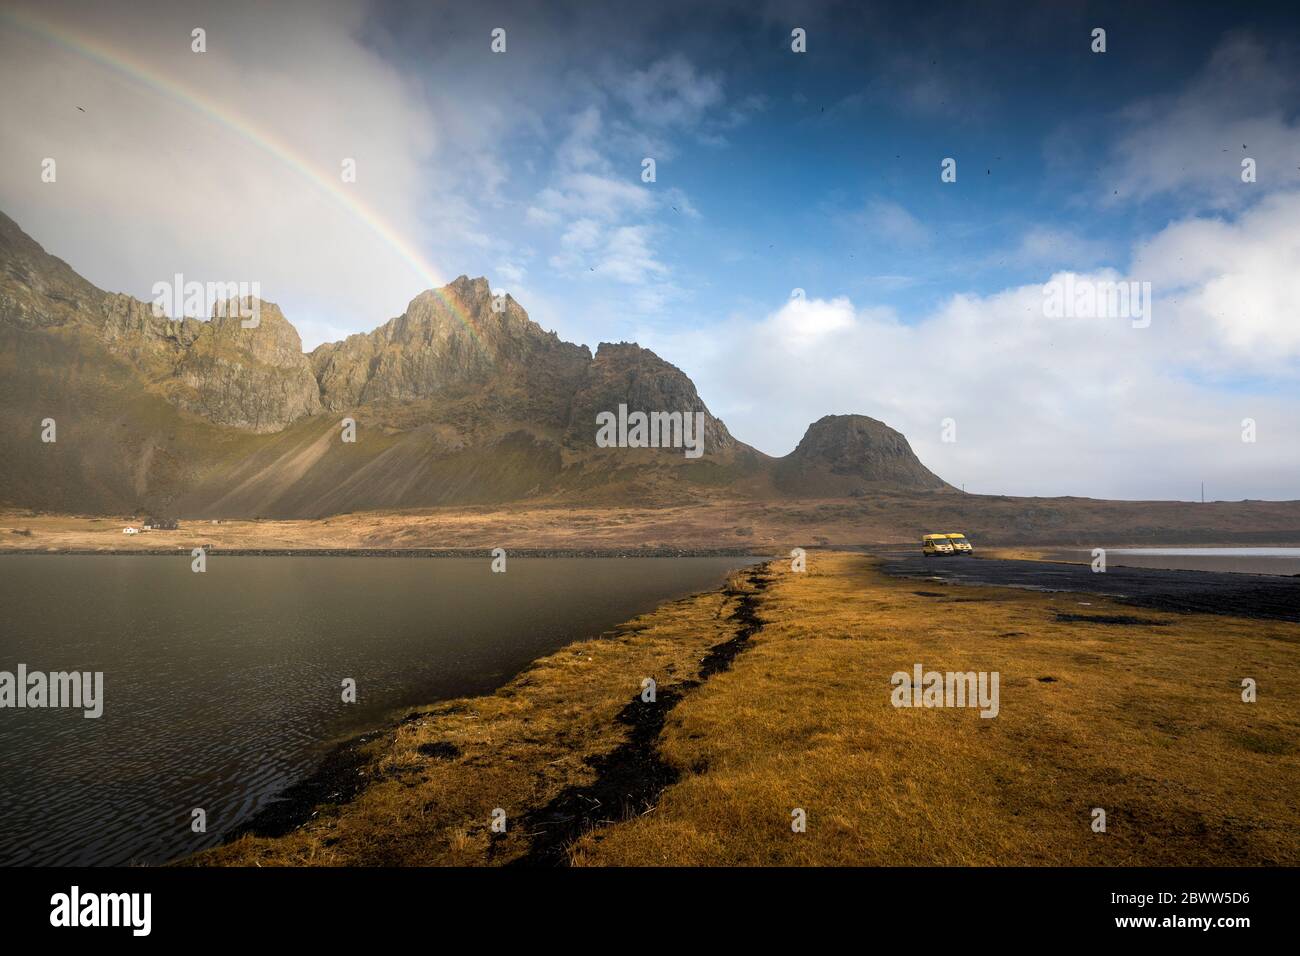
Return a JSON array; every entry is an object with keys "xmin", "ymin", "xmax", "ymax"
[{"xmin": 1201, "ymin": 481, "xmax": 1205, "ymax": 504}]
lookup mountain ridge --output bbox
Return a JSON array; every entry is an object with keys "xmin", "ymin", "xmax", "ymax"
[{"xmin": 0, "ymin": 209, "xmax": 947, "ymax": 516}]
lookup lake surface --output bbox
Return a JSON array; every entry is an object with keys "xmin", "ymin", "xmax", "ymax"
[
  {"xmin": 0, "ymin": 554, "xmax": 755, "ymax": 866},
  {"xmin": 1048, "ymin": 548, "xmax": 1300, "ymax": 576}
]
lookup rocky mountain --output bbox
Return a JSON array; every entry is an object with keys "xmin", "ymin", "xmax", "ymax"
[
  {"xmin": 774, "ymin": 414, "xmax": 950, "ymax": 495},
  {"xmin": 0, "ymin": 209, "xmax": 951, "ymax": 517},
  {"xmin": 170, "ymin": 300, "xmax": 322, "ymax": 432},
  {"xmin": 0, "ymin": 209, "xmax": 320, "ymax": 433},
  {"xmin": 310, "ymin": 279, "xmax": 589, "ymax": 414}
]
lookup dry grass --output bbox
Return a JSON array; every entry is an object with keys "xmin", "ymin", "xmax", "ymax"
[
  {"xmin": 573, "ymin": 554, "xmax": 1299, "ymax": 865},
  {"xmin": 187, "ymin": 552, "xmax": 1299, "ymax": 867},
  {"xmin": 978, "ymin": 547, "xmax": 1056, "ymax": 562},
  {"xmin": 7, "ymin": 493, "xmax": 1300, "ymax": 554}
]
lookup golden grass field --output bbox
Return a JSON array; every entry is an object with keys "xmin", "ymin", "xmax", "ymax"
[{"xmin": 187, "ymin": 551, "xmax": 1299, "ymax": 867}]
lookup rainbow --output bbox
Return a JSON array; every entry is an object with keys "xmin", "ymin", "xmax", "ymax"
[{"xmin": 1, "ymin": 6, "xmax": 486, "ymax": 345}]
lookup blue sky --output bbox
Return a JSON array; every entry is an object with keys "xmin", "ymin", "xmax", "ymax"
[
  {"xmin": 354, "ymin": 0, "xmax": 1296, "ymax": 325},
  {"xmin": 2, "ymin": 0, "xmax": 1299, "ymax": 499}
]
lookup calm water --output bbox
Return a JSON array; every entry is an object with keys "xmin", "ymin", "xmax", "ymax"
[
  {"xmin": 0, "ymin": 555, "xmax": 755, "ymax": 866},
  {"xmin": 1050, "ymin": 548, "xmax": 1300, "ymax": 576}
]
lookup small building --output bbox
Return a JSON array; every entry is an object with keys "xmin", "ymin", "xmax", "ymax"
[{"xmin": 123, "ymin": 527, "xmax": 140, "ymax": 535}]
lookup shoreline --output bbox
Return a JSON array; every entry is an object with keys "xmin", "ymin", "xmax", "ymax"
[
  {"xmin": 174, "ymin": 548, "xmax": 1287, "ymax": 863},
  {"xmin": 187, "ymin": 558, "xmax": 770, "ymax": 861},
  {"xmin": 0, "ymin": 546, "xmax": 769, "ymax": 558},
  {"xmin": 184, "ymin": 552, "xmax": 1300, "ymax": 867},
  {"xmin": 217, "ymin": 548, "xmax": 1297, "ymax": 856},
  {"xmin": 218, "ymin": 727, "xmax": 392, "ymax": 845},
  {"xmin": 208, "ymin": 563, "xmax": 777, "ymax": 867},
  {"xmin": 184, "ymin": 561, "xmax": 776, "ymax": 867},
  {"xmin": 8, "ymin": 541, "xmax": 1300, "ymax": 560}
]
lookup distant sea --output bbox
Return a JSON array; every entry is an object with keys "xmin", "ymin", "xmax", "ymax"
[{"xmin": 1051, "ymin": 548, "xmax": 1300, "ymax": 576}]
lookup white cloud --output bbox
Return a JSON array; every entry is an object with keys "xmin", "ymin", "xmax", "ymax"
[
  {"xmin": 1132, "ymin": 192, "xmax": 1300, "ymax": 363},
  {"xmin": 552, "ymin": 106, "xmax": 607, "ymax": 172},
  {"xmin": 535, "ymin": 172, "xmax": 654, "ymax": 223},
  {"xmin": 517, "ymin": 52, "xmax": 741, "ymax": 309},
  {"xmin": 861, "ymin": 199, "xmax": 930, "ymax": 246},
  {"xmin": 598, "ymin": 225, "xmax": 669, "ymax": 284},
  {"xmin": 525, "ymin": 206, "xmax": 562, "ymax": 227},
  {"xmin": 1003, "ymin": 227, "xmax": 1111, "ymax": 270},
  {"xmin": 644, "ymin": 194, "xmax": 1300, "ymax": 500},
  {"xmin": 663, "ymin": 187, "xmax": 700, "ymax": 219},
  {"xmin": 495, "ymin": 258, "xmax": 527, "ymax": 286},
  {"xmin": 550, "ymin": 220, "xmax": 669, "ymax": 287},
  {"xmin": 1107, "ymin": 34, "xmax": 1300, "ymax": 207},
  {"xmin": 613, "ymin": 54, "xmax": 724, "ymax": 130},
  {"xmin": 560, "ymin": 218, "xmax": 603, "ymax": 251},
  {"xmin": 772, "ymin": 295, "xmax": 859, "ymax": 346}
]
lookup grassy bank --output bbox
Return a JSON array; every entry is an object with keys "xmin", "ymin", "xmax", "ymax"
[{"xmin": 189, "ymin": 552, "xmax": 1300, "ymax": 866}]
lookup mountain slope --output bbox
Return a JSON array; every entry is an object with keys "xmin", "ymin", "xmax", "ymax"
[
  {"xmin": 774, "ymin": 414, "xmax": 950, "ymax": 495},
  {"xmin": 5, "ymin": 209, "xmax": 897, "ymax": 516},
  {"xmin": 4, "ymin": 209, "xmax": 1299, "ymax": 541}
]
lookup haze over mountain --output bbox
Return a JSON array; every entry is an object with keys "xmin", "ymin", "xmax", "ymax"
[{"xmin": 0, "ymin": 209, "xmax": 947, "ymax": 518}]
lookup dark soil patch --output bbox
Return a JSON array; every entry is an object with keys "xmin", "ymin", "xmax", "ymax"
[
  {"xmin": 417, "ymin": 741, "xmax": 462, "ymax": 760},
  {"xmin": 1055, "ymin": 613, "xmax": 1167, "ymax": 626},
  {"xmin": 880, "ymin": 554, "xmax": 1300, "ymax": 623},
  {"xmin": 1234, "ymin": 731, "xmax": 1294, "ymax": 756},
  {"xmin": 512, "ymin": 566, "xmax": 771, "ymax": 866}
]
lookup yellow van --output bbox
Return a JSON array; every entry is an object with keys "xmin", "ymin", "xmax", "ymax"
[
  {"xmin": 945, "ymin": 533, "xmax": 973, "ymax": 555},
  {"xmin": 922, "ymin": 534, "xmax": 954, "ymax": 556}
]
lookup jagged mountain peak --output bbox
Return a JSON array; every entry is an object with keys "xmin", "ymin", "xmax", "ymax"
[
  {"xmin": 0, "ymin": 206, "xmax": 956, "ymax": 515},
  {"xmin": 198, "ymin": 297, "xmax": 310, "ymax": 368},
  {"xmin": 311, "ymin": 274, "xmax": 589, "ymax": 411},
  {"xmin": 0, "ymin": 210, "xmax": 107, "ymax": 329},
  {"xmin": 570, "ymin": 341, "xmax": 736, "ymax": 454}
]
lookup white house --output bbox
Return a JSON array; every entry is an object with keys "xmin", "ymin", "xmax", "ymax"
[{"xmin": 123, "ymin": 527, "xmax": 140, "ymax": 535}]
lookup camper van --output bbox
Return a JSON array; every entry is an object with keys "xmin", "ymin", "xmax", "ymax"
[
  {"xmin": 945, "ymin": 533, "xmax": 973, "ymax": 555},
  {"xmin": 921, "ymin": 534, "xmax": 954, "ymax": 556}
]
